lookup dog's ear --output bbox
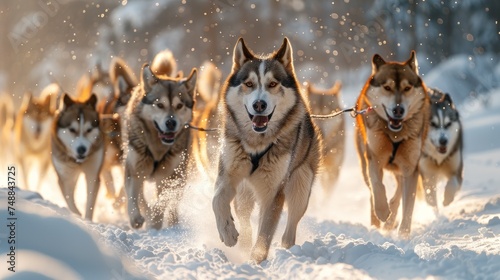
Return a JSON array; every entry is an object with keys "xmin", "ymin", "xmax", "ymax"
[
  {"xmin": 274, "ymin": 37, "xmax": 294, "ymax": 72},
  {"xmin": 184, "ymin": 68, "xmax": 197, "ymax": 92},
  {"xmin": 305, "ymin": 81, "xmax": 312, "ymax": 95},
  {"xmin": 405, "ymin": 50, "xmax": 419, "ymax": 75},
  {"xmin": 21, "ymin": 92, "xmax": 33, "ymax": 108},
  {"xmin": 141, "ymin": 64, "xmax": 158, "ymax": 92},
  {"xmin": 62, "ymin": 93, "xmax": 74, "ymax": 108},
  {"xmin": 372, "ymin": 54, "xmax": 386, "ymax": 74},
  {"xmin": 443, "ymin": 93, "xmax": 456, "ymax": 108},
  {"xmin": 86, "ymin": 93, "xmax": 98, "ymax": 109},
  {"xmin": 233, "ymin": 38, "xmax": 254, "ymax": 71}
]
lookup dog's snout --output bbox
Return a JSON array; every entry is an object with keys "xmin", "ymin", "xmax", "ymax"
[
  {"xmin": 77, "ymin": 146, "xmax": 87, "ymax": 156},
  {"xmin": 439, "ymin": 137, "xmax": 448, "ymax": 146},
  {"xmin": 165, "ymin": 119, "xmax": 177, "ymax": 130},
  {"xmin": 392, "ymin": 106, "xmax": 405, "ymax": 119},
  {"xmin": 252, "ymin": 100, "xmax": 267, "ymax": 113}
]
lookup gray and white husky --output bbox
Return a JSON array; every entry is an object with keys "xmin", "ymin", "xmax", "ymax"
[
  {"xmin": 122, "ymin": 60, "xmax": 197, "ymax": 230},
  {"xmin": 212, "ymin": 38, "xmax": 322, "ymax": 263},
  {"xmin": 419, "ymin": 88, "xmax": 463, "ymax": 207}
]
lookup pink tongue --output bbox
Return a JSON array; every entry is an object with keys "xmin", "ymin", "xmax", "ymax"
[
  {"xmin": 252, "ymin": 115, "xmax": 269, "ymax": 127},
  {"xmin": 159, "ymin": 132, "xmax": 175, "ymax": 139}
]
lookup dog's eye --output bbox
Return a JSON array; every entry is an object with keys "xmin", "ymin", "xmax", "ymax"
[
  {"xmin": 244, "ymin": 81, "xmax": 254, "ymax": 88},
  {"xmin": 69, "ymin": 128, "xmax": 77, "ymax": 134},
  {"xmin": 176, "ymin": 103, "xmax": 184, "ymax": 110},
  {"xmin": 156, "ymin": 103, "xmax": 164, "ymax": 109},
  {"xmin": 404, "ymin": 86, "xmax": 412, "ymax": 91},
  {"xmin": 384, "ymin": 86, "xmax": 391, "ymax": 91},
  {"xmin": 268, "ymin": 81, "xmax": 278, "ymax": 88},
  {"xmin": 86, "ymin": 128, "xmax": 93, "ymax": 133},
  {"xmin": 430, "ymin": 122, "xmax": 439, "ymax": 128},
  {"xmin": 444, "ymin": 123, "xmax": 452, "ymax": 129}
]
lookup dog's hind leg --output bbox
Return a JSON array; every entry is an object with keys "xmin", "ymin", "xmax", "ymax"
[
  {"xmin": 398, "ymin": 170, "xmax": 418, "ymax": 239},
  {"xmin": 251, "ymin": 189, "xmax": 285, "ymax": 263},
  {"xmin": 101, "ymin": 169, "xmax": 116, "ymax": 199},
  {"xmin": 234, "ymin": 181, "xmax": 254, "ymax": 250},
  {"xmin": 282, "ymin": 166, "xmax": 314, "ymax": 249}
]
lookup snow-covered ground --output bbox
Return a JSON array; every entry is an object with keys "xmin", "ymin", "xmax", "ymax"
[{"xmin": 1, "ymin": 84, "xmax": 500, "ymax": 279}]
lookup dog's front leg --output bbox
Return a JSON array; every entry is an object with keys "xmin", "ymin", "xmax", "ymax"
[
  {"xmin": 83, "ymin": 149, "xmax": 103, "ymax": 221},
  {"xmin": 56, "ymin": 168, "xmax": 82, "ymax": 217},
  {"xmin": 124, "ymin": 150, "xmax": 148, "ymax": 229},
  {"xmin": 213, "ymin": 169, "xmax": 242, "ymax": 247},
  {"xmin": 443, "ymin": 174, "xmax": 461, "ymax": 206},
  {"xmin": 367, "ymin": 151, "xmax": 390, "ymax": 222},
  {"xmin": 399, "ymin": 169, "xmax": 418, "ymax": 239}
]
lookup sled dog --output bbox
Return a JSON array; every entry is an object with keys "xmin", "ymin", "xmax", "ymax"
[
  {"xmin": 122, "ymin": 61, "xmax": 197, "ymax": 230},
  {"xmin": 212, "ymin": 38, "xmax": 322, "ymax": 263},
  {"xmin": 51, "ymin": 94, "xmax": 104, "ymax": 220},
  {"xmin": 354, "ymin": 51, "xmax": 430, "ymax": 238},
  {"xmin": 419, "ymin": 88, "xmax": 463, "ymax": 207},
  {"xmin": 97, "ymin": 57, "xmax": 138, "ymax": 203},
  {"xmin": 305, "ymin": 81, "xmax": 345, "ymax": 193},
  {"xmin": 191, "ymin": 61, "xmax": 222, "ymax": 177},
  {"xmin": 15, "ymin": 84, "xmax": 60, "ymax": 190},
  {"xmin": 0, "ymin": 93, "xmax": 15, "ymax": 172}
]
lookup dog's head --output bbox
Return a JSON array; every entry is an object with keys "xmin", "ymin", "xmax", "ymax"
[
  {"xmin": 225, "ymin": 37, "xmax": 300, "ymax": 134},
  {"xmin": 428, "ymin": 90, "xmax": 460, "ymax": 154},
  {"xmin": 21, "ymin": 92, "xmax": 53, "ymax": 140},
  {"xmin": 366, "ymin": 51, "xmax": 425, "ymax": 132},
  {"xmin": 56, "ymin": 94, "xmax": 101, "ymax": 163},
  {"xmin": 139, "ymin": 64, "xmax": 197, "ymax": 145}
]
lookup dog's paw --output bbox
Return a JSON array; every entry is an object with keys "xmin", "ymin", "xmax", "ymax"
[
  {"xmin": 443, "ymin": 185, "xmax": 459, "ymax": 207},
  {"xmin": 250, "ymin": 246, "xmax": 268, "ymax": 264},
  {"xmin": 218, "ymin": 219, "xmax": 239, "ymax": 247},
  {"xmin": 130, "ymin": 215, "xmax": 145, "ymax": 229},
  {"xmin": 375, "ymin": 204, "xmax": 391, "ymax": 222}
]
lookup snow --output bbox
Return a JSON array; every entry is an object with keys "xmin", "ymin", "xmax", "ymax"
[{"xmin": 1, "ymin": 78, "xmax": 500, "ymax": 279}]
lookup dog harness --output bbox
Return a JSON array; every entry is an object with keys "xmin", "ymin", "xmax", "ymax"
[
  {"xmin": 389, "ymin": 141, "xmax": 401, "ymax": 164},
  {"xmin": 250, "ymin": 143, "xmax": 274, "ymax": 174}
]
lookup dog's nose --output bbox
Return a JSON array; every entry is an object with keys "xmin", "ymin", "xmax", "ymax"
[
  {"xmin": 77, "ymin": 146, "xmax": 87, "ymax": 156},
  {"xmin": 165, "ymin": 119, "xmax": 177, "ymax": 130},
  {"xmin": 252, "ymin": 100, "xmax": 267, "ymax": 113},
  {"xmin": 439, "ymin": 137, "xmax": 448, "ymax": 146},
  {"xmin": 392, "ymin": 106, "xmax": 405, "ymax": 119}
]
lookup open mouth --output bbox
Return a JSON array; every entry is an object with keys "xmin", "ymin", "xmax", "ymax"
[
  {"xmin": 383, "ymin": 105, "xmax": 403, "ymax": 132},
  {"xmin": 75, "ymin": 155, "xmax": 86, "ymax": 163},
  {"xmin": 154, "ymin": 121, "xmax": 176, "ymax": 145},
  {"xmin": 245, "ymin": 106, "xmax": 276, "ymax": 133},
  {"xmin": 437, "ymin": 145, "xmax": 447, "ymax": 154}
]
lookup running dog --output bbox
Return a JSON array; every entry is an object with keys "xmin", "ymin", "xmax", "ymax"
[
  {"xmin": 51, "ymin": 94, "xmax": 104, "ymax": 221},
  {"xmin": 212, "ymin": 38, "xmax": 322, "ymax": 263},
  {"xmin": 419, "ymin": 88, "xmax": 463, "ymax": 207},
  {"xmin": 14, "ymin": 84, "xmax": 60, "ymax": 190},
  {"xmin": 305, "ymin": 81, "xmax": 345, "ymax": 193},
  {"xmin": 122, "ymin": 61, "xmax": 197, "ymax": 230},
  {"xmin": 354, "ymin": 51, "xmax": 430, "ymax": 238},
  {"xmin": 191, "ymin": 61, "xmax": 222, "ymax": 178}
]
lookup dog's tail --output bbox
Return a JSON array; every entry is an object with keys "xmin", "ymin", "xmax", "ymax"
[
  {"xmin": 197, "ymin": 61, "xmax": 222, "ymax": 104},
  {"xmin": 151, "ymin": 49, "xmax": 177, "ymax": 78}
]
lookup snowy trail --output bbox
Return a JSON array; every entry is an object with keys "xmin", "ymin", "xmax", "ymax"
[{"xmin": 1, "ymin": 89, "xmax": 500, "ymax": 279}]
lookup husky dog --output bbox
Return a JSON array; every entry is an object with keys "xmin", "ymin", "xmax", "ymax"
[
  {"xmin": 0, "ymin": 93, "xmax": 15, "ymax": 172},
  {"xmin": 51, "ymin": 94, "xmax": 104, "ymax": 220},
  {"xmin": 354, "ymin": 51, "xmax": 430, "ymax": 238},
  {"xmin": 97, "ymin": 57, "xmax": 138, "ymax": 204},
  {"xmin": 305, "ymin": 81, "xmax": 345, "ymax": 193},
  {"xmin": 212, "ymin": 38, "xmax": 322, "ymax": 263},
  {"xmin": 122, "ymin": 61, "xmax": 197, "ymax": 230},
  {"xmin": 419, "ymin": 88, "xmax": 463, "ymax": 207},
  {"xmin": 191, "ymin": 61, "xmax": 222, "ymax": 177},
  {"xmin": 14, "ymin": 84, "xmax": 60, "ymax": 190}
]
